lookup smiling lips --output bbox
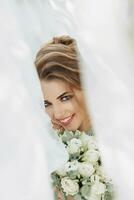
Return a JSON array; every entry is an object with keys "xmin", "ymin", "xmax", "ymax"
[{"xmin": 58, "ymin": 114, "xmax": 75, "ymax": 126}]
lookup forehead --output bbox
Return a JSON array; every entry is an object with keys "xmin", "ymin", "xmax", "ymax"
[{"xmin": 40, "ymin": 79, "xmax": 73, "ymax": 99}]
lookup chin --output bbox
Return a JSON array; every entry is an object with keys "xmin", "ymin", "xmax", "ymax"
[
  {"xmin": 62, "ymin": 115, "xmax": 82, "ymax": 131},
  {"xmin": 64, "ymin": 124, "xmax": 81, "ymax": 132}
]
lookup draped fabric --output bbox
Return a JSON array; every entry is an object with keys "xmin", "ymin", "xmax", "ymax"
[
  {"xmin": 0, "ymin": 0, "xmax": 134, "ymax": 200},
  {"xmin": 0, "ymin": 1, "xmax": 68, "ymax": 200}
]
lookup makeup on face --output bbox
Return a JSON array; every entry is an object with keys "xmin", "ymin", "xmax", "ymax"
[{"xmin": 41, "ymin": 79, "xmax": 90, "ymax": 132}]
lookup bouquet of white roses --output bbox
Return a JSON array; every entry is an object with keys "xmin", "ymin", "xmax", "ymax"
[{"xmin": 51, "ymin": 129, "xmax": 114, "ymax": 200}]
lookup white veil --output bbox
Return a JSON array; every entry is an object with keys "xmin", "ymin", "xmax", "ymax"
[
  {"xmin": 0, "ymin": 1, "xmax": 68, "ymax": 200},
  {"xmin": 0, "ymin": 0, "xmax": 134, "ymax": 200}
]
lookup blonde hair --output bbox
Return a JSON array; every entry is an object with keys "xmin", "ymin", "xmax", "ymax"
[{"xmin": 35, "ymin": 35, "xmax": 82, "ymax": 90}]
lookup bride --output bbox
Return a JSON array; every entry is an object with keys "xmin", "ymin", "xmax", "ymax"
[
  {"xmin": 34, "ymin": 35, "xmax": 91, "ymax": 134},
  {"xmin": 34, "ymin": 35, "xmax": 113, "ymax": 200}
]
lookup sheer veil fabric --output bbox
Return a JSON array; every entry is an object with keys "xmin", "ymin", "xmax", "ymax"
[
  {"xmin": 0, "ymin": 0, "xmax": 134, "ymax": 200},
  {"xmin": 0, "ymin": 1, "xmax": 68, "ymax": 200}
]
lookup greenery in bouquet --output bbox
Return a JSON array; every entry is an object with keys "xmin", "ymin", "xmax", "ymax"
[{"xmin": 51, "ymin": 129, "xmax": 114, "ymax": 200}]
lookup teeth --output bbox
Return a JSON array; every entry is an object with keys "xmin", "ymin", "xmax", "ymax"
[{"xmin": 60, "ymin": 116, "xmax": 72, "ymax": 123}]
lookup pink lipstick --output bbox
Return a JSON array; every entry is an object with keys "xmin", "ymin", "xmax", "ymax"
[{"xmin": 59, "ymin": 114, "xmax": 75, "ymax": 126}]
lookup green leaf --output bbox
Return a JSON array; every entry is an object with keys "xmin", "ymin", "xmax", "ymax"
[
  {"xmin": 69, "ymin": 152, "xmax": 80, "ymax": 160},
  {"xmin": 80, "ymin": 185, "xmax": 91, "ymax": 199},
  {"xmin": 74, "ymin": 130, "xmax": 82, "ymax": 138},
  {"xmin": 61, "ymin": 131, "xmax": 74, "ymax": 143},
  {"xmin": 106, "ymin": 183, "xmax": 114, "ymax": 193},
  {"xmin": 104, "ymin": 191, "xmax": 114, "ymax": 200},
  {"xmin": 82, "ymin": 178, "xmax": 88, "ymax": 185},
  {"xmin": 67, "ymin": 170, "xmax": 78, "ymax": 179},
  {"xmin": 51, "ymin": 172, "xmax": 61, "ymax": 187}
]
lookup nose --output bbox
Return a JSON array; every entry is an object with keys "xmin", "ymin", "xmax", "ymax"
[{"xmin": 52, "ymin": 105, "xmax": 66, "ymax": 120}]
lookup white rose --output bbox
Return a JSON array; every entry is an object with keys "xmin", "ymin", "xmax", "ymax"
[
  {"xmin": 78, "ymin": 163, "xmax": 95, "ymax": 177},
  {"xmin": 90, "ymin": 174, "xmax": 100, "ymax": 183},
  {"xmin": 67, "ymin": 138, "xmax": 82, "ymax": 154},
  {"xmin": 61, "ymin": 177, "xmax": 79, "ymax": 196},
  {"xmin": 64, "ymin": 160, "xmax": 79, "ymax": 172},
  {"xmin": 83, "ymin": 149, "xmax": 100, "ymax": 164},
  {"xmin": 80, "ymin": 135, "xmax": 98, "ymax": 149},
  {"xmin": 88, "ymin": 194, "xmax": 101, "ymax": 200},
  {"xmin": 56, "ymin": 166, "xmax": 66, "ymax": 176},
  {"xmin": 87, "ymin": 136, "xmax": 98, "ymax": 150},
  {"xmin": 96, "ymin": 166, "xmax": 105, "ymax": 176},
  {"xmin": 96, "ymin": 166, "xmax": 111, "ymax": 182},
  {"xmin": 80, "ymin": 134, "xmax": 90, "ymax": 146},
  {"xmin": 91, "ymin": 181, "xmax": 106, "ymax": 195}
]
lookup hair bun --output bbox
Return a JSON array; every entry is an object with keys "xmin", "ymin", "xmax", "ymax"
[{"xmin": 53, "ymin": 35, "xmax": 75, "ymax": 46}]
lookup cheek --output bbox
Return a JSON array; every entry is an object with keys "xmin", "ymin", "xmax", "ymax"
[
  {"xmin": 65, "ymin": 100, "xmax": 78, "ymax": 112},
  {"xmin": 45, "ymin": 108, "xmax": 53, "ymax": 119},
  {"xmin": 70, "ymin": 99, "xmax": 81, "ymax": 113},
  {"xmin": 73, "ymin": 97, "xmax": 86, "ymax": 115}
]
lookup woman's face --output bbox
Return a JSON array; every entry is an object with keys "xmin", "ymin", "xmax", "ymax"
[{"xmin": 40, "ymin": 79, "xmax": 90, "ymax": 132}]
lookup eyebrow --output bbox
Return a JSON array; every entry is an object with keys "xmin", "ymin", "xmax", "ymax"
[
  {"xmin": 44, "ymin": 92, "xmax": 71, "ymax": 103},
  {"xmin": 57, "ymin": 92, "xmax": 70, "ymax": 99}
]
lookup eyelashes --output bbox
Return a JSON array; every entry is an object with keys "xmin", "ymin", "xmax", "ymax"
[
  {"xmin": 61, "ymin": 95, "xmax": 73, "ymax": 101},
  {"xmin": 44, "ymin": 95, "xmax": 73, "ymax": 108},
  {"xmin": 44, "ymin": 100, "xmax": 51, "ymax": 108}
]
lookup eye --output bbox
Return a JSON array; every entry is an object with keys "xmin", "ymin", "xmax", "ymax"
[
  {"xmin": 61, "ymin": 95, "xmax": 73, "ymax": 101},
  {"xmin": 44, "ymin": 101, "xmax": 51, "ymax": 108}
]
